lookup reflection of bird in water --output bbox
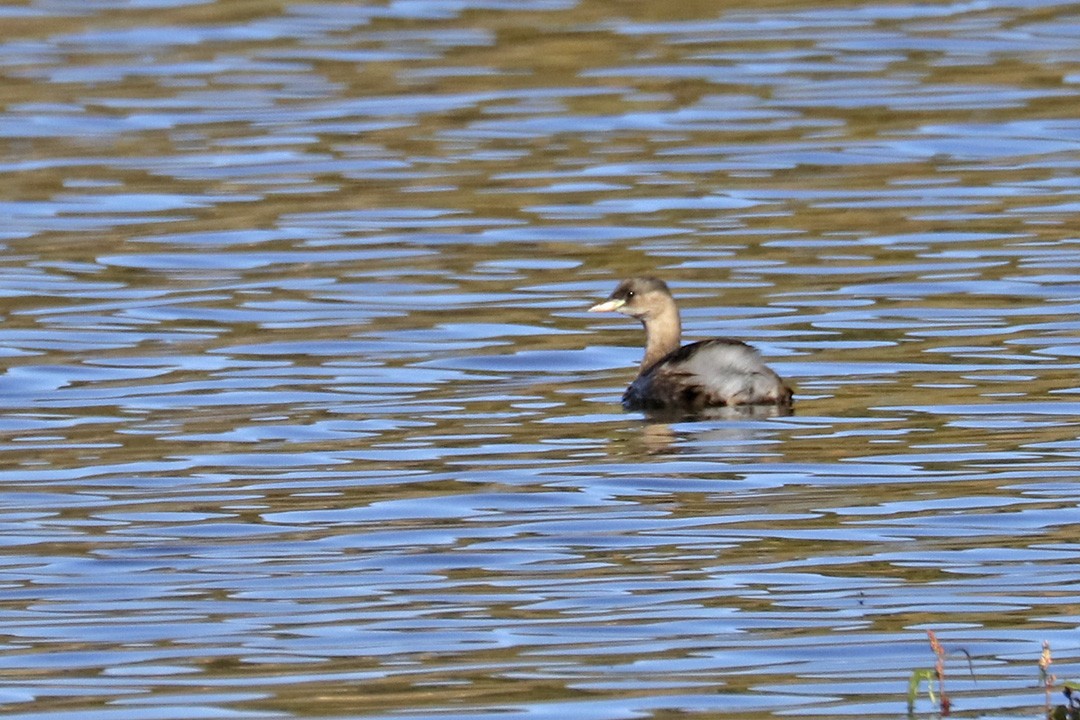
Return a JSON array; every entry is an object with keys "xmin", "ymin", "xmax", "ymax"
[
  {"xmin": 638, "ymin": 415, "xmax": 785, "ymax": 455},
  {"xmin": 589, "ymin": 277, "xmax": 793, "ymax": 415}
]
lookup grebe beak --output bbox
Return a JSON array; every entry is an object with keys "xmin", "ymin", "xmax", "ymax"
[{"xmin": 588, "ymin": 298, "xmax": 626, "ymax": 313}]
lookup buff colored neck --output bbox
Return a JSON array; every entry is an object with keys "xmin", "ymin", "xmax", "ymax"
[{"xmin": 640, "ymin": 302, "xmax": 681, "ymax": 372}]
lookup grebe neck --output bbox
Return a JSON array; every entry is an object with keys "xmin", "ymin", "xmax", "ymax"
[{"xmin": 640, "ymin": 304, "xmax": 681, "ymax": 372}]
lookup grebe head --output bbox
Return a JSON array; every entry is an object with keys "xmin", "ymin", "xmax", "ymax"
[{"xmin": 588, "ymin": 276, "xmax": 674, "ymax": 321}]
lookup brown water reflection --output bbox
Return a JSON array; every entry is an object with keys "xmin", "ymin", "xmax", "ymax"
[{"xmin": 1, "ymin": 0, "xmax": 1079, "ymax": 718}]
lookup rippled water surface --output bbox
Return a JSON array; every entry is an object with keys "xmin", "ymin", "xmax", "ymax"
[{"xmin": 1, "ymin": 0, "xmax": 1080, "ymax": 717}]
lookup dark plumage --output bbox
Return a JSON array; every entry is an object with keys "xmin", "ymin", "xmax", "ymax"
[{"xmin": 589, "ymin": 277, "xmax": 793, "ymax": 413}]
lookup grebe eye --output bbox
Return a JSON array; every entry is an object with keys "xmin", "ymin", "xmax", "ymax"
[{"xmin": 626, "ymin": 291, "xmax": 635, "ymax": 298}]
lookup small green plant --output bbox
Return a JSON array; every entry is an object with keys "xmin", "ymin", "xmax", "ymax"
[
  {"xmin": 1044, "ymin": 641, "xmax": 1080, "ymax": 720},
  {"xmin": 908, "ymin": 667, "xmax": 937, "ymax": 713},
  {"xmin": 1056, "ymin": 683, "xmax": 1080, "ymax": 720}
]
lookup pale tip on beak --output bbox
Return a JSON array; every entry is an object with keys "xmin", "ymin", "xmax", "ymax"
[{"xmin": 588, "ymin": 298, "xmax": 625, "ymax": 313}]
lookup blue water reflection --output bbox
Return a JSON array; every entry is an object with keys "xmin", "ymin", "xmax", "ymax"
[{"xmin": 0, "ymin": 0, "xmax": 1079, "ymax": 718}]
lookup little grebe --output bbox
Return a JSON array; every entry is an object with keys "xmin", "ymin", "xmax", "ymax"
[{"xmin": 589, "ymin": 277, "xmax": 793, "ymax": 412}]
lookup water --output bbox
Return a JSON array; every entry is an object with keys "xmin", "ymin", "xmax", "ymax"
[{"xmin": 1, "ymin": 0, "xmax": 1079, "ymax": 717}]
